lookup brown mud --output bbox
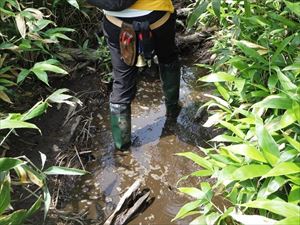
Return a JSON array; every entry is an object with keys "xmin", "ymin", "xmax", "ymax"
[{"xmin": 8, "ymin": 53, "xmax": 218, "ymax": 225}]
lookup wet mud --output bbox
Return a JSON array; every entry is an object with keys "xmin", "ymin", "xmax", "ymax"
[
  {"xmin": 8, "ymin": 59, "xmax": 215, "ymax": 225},
  {"xmin": 57, "ymin": 62, "xmax": 214, "ymax": 225}
]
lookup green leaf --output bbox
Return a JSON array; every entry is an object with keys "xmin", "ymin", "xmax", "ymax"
[
  {"xmin": 190, "ymin": 215, "xmax": 206, "ymax": 225},
  {"xmin": 272, "ymin": 35, "xmax": 294, "ymax": 63},
  {"xmin": 268, "ymin": 12, "xmax": 300, "ymax": 29},
  {"xmin": 203, "ymin": 112, "xmax": 226, "ymax": 128},
  {"xmin": 257, "ymin": 177, "xmax": 287, "ymax": 199},
  {"xmin": 25, "ymin": 197, "xmax": 42, "ymax": 218},
  {"xmin": 187, "ymin": 0, "xmax": 209, "ymax": 28},
  {"xmin": 230, "ymin": 212, "xmax": 278, "ymax": 225},
  {"xmin": 219, "ymin": 121, "xmax": 246, "ymax": 139},
  {"xmin": 222, "ymin": 144, "xmax": 267, "ymax": 163},
  {"xmin": 283, "ymin": 63, "xmax": 300, "ymax": 75},
  {"xmin": 43, "ymin": 166, "xmax": 87, "ymax": 175},
  {"xmin": 217, "ymin": 166, "xmax": 238, "ymax": 186},
  {"xmin": 199, "ymin": 72, "xmax": 235, "ymax": 82},
  {"xmin": 0, "ymin": 181, "xmax": 10, "ymax": 214},
  {"xmin": 244, "ymin": 0, "xmax": 251, "ymax": 16},
  {"xmin": 172, "ymin": 200, "xmax": 203, "ymax": 221},
  {"xmin": 276, "ymin": 217, "xmax": 300, "ymax": 225},
  {"xmin": 252, "ymin": 95, "xmax": 293, "ymax": 110},
  {"xmin": 236, "ymin": 42, "xmax": 268, "ymax": 64},
  {"xmin": 15, "ymin": 14, "xmax": 26, "ymax": 39},
  {"xmin": 0, "ymin": 209, "xmax": 27, "ymax": 225},
  {"xmin": 263, "ymin": 162, "xmax": 300, "ymax": 178},
  {"xmin": 256, "ymin": 119, "xmax": 280, "ymax": 166},
  {"xmin": 21, "ymin": 102, "xmax": 48, "ymax": 121},
  {"xmin": 231, "ymin": 164, "xmax": 271, "ymax": 181},
  {"xmin": 0, "ymin": 158, "xmax": 24, "ymax": 172},
  {"xmin": 283, "ymin": 134, "xmax": 300, "ymax": 152},
  {"xmin": 17, "ymin": 69, "xmax": 30, "ymax": 83},
  {"xmin": 210, "ymin": 134, "xmax": 243, "ymax": 143},
  {"xmin": 288, "ymin": 186, "xmax": 300, "ymax": 204},
  {"xmin": 43, "ymin": 186, "xmax": 51, "ymax": 220},
  {"xmin": 31, "ymin": 68, "xmax": 49, "ymax": 86},
  {"xmin": 284, "ymin": 1, "xmax": 300, "ymax": 17},
  {"xmin": 242, "ymin": 200, "xmax": 300, "ymax": 218},
  {"xmin": 274, "ymin": 67, "xmax": 297, "ymax": 91},
  {"xmin": 268, "ymin": 73, "xmax": 278, "ymax": 93},
  {"xmin": 0, "ymin": 91, "xmax": 12, "ymax": 104},
  {"xmin": 212, "ymin": 0, "xmax": 221, "ymax": 18},
  {"xmin": 205, "ymin": 212, "xmax": 220, "ymax": 225},
  {"xmin": 178, "ymin": 187, "xmax": 206, "ymax": 199},
  {"xmin": 33, "ymin": 62, "xmax": 68, "ymax": 75},
  {"xmin": 215, "ymin": 82, "xmax": 230, "ymax": 101},
  {"xmin": 46, "ymin": 88, "xmax": 80, "ymax": 106},
  {"xmin": 204, "ymin": 94, "xmax": 231, "ymax": 109},
  {"xmin": 0, "ymin": 119, "xmax": 40, "ymax": 131},
  {"xmin": 34, "ymin": 19, "xmax": 54, "ymax": 31},
  {"xmin": 191, "ymin": 170, "xmax": 213, "ymax": 177},
  {"xmin": 176, "ymin": 152, "xmax": 213, "ymax": 171},
  {"xmin": 66, "ymin": 0, "xmax": 79, "ymax": 9}
]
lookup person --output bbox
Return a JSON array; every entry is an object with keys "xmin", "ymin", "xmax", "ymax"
[{"xmin": 102, "ymin": 0, "xmax": 181, "ymax": 150}]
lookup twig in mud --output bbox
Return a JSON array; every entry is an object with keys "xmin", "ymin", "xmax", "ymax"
[
  {"xmin": 79, "ymin": 150, "xmax": 92, "ymax": 155},
  {"xmin": 68, "ymin": 61, "xmax": 90, "ymax": 73},
  {"xmin": 53, "ymin": 180, "xmax": 62, "ymax": 209},
  {"xmin": 74, "ymin": 146, "xmax": 86, "ymax": 171},
  {"xmin": 53, "ymin": 209, "xmax": 88, "ymax": 225},
  {"xmin": 76, "ymin": 113, "xmax": 95, "ymax": 145},
  {"xmin": 63, "ymin": 104, "xmax": 86, "ymax": 126}
]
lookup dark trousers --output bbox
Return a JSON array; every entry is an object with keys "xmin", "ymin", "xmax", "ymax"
[{"xmin": 103, "ymin": 11, "xmax": 178, "ymax": 104}]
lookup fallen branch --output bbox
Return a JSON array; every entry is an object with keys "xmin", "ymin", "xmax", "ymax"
[{"xmin": 104, "ymin": 179, "xmax": 152, "ymax": 225}]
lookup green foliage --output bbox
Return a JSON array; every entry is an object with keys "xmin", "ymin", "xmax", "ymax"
[
  {"xmin": 0, "ymin": 156, "xmax": 87, "ymax": 224},
  {"xmin": 0, "ymin": 0, "xmax": 76, "ymax": 103},
  {"xmin": 176, "ymin": 0, "xmax": 300, "ymax": 224},
  {"xmin": 0, "ymin": 0, "xmax": 103, "ymax": 224},
  {"xmin": 0, "ymin": 89, "xmax": 84, "ymax": 224}
]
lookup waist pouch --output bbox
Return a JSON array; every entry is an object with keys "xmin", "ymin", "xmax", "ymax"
[
  {"xmin": 120, "ymin": 22, "xmax": 137, "ymax": 66},
  {"xmin": 120, "ymin": 21, "xmax": 154, "ymax": 66},
  {"xmin": 87, "ymin": 0, "xmax": 137, "ymax": 11}
]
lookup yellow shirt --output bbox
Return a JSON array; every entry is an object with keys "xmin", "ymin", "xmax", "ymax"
[{"xmin": 130, "ymin": 0, "xmax": 174, "ymax": 13}]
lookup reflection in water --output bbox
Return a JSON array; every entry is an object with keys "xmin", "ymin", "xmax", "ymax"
[{"xmin": 65, "ymin": 64, "xmax": 210, "ymax": 224}]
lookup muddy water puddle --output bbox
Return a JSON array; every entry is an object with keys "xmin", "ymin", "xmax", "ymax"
[{"xmin": 64, "ymin": 64, "xmax": 212, "ymax": 224}]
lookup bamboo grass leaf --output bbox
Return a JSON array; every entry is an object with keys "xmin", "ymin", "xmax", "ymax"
[
  {"xmin": 222, "ymin": 144, "xmax": 267, "ymax": 163},
  {"xmin": 231, "ymin": 164, "xmax": 271, "ymax": 181},
  {"xmin": 256, "ymin": 119, "xmax": 280, "ymax": 166},
  {"xmin": 219, "ymin": 121, "xmax": 246, "ymax": 139},
  {"xmin": 43, "ymin": 166, "xmax": 87, "ymax": 175},
  {"xmin": 172, "ymin": 200, "xmax": 203, "ymax": 221},
  {"xmin": 187, "ymin": 0, "xmax": 209, "ymax": 28},
  {"xmin": 176, "ymin": 152, "xmax": 213, "ymax": 171},
  {"xmin": 0, "ymin": 181, "xmax": 11, "ymax": 214},
  {"xmin": 263, "ymin": 162, "xmax": 300, "ymax": 178},
  {"xmin": 252, "ymin": 95, "xmax": 293, "ymax": 110},
  {"xmin": 276, "ymin": 217, "xmax": 300, "ymax": 225},
  {"xmin": 242, "ymin": 200, "xmax": 300, "ymax": 218}
]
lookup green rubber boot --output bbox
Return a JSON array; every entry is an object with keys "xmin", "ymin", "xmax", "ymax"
[
  {"xmin": 159, "ymin": 61, "xmax": 181, "ymax": 119},
  {"xmin": 110, "ymin": 103, "xmax": 131, "ymax": 150}
]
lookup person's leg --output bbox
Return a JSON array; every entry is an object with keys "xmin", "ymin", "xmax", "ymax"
[
  {"xmin": 103, "ymin": 18, "xmax": 138, "ymax": 150},
  {"xmin": 152, "ymin": 13, "xmax": 181, "ymax": 119}
]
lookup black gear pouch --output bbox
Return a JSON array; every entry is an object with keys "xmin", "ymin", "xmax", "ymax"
[{"xmin": 133, "ymin": 21, "xmax": 155, "ymax": 60}]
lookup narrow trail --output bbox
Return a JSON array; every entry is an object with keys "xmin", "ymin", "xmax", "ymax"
[{"xmin": 61, "ymin": 61, "xmax": 213, "ymax": 224}]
